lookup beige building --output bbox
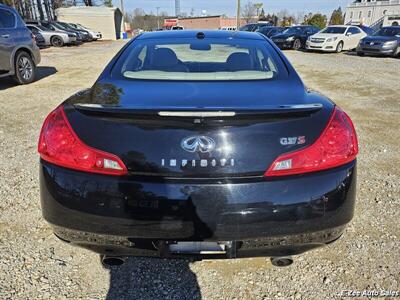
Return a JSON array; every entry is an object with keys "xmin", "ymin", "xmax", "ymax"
[
  {"xmin": 56, "ymin": 7, "xmax": 123, "ymax": 40},
  {"xmin": 345, "ymin": 0, "xmax": 400, "ymax": 29},
  {"xmin": 164, "ymin": 16, "xmax": 247, "ymax": 30}
]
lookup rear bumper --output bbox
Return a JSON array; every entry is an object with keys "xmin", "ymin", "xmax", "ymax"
[{"xmin": 40, "ymin": 161, "xmax": 356, "ymax": 258}]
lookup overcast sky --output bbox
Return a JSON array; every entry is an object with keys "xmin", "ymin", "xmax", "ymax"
[{"xmin": 113, "ymin": 0, "xmax": 353, "ymax": 16}]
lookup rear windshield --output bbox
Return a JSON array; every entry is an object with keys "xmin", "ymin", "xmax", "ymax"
[
  {"xmin": 321, "ymin": 27, "xmax": 347, "ymax": 34},
  {"xmin": 112, "ymin": 37, "xmax": 284, "ymax": 81}
]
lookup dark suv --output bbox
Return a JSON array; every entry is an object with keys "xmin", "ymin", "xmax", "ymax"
[{"xmin": 0, "ymin": 4, "xmax": 41, "ymax": 84}]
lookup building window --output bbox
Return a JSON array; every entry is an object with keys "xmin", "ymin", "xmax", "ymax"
[
  {"xmin": 368, "ymin": 11, "xmax": 371, "ymax": 18},
  {"xmin": 359, "ymin": 11, "xmax": 362, "ymax": 19},
  {"xmin": 383, "ymin": 10, "xmax": 387, "ymax": 16},
  {"xmin": 350, "ymin": 11, "xmax": 353, "ymax": 19}
]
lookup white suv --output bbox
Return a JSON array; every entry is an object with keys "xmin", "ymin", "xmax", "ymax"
[{"xmin": 306, "ymin": 25, "xmax": 367, "ymax": 53}]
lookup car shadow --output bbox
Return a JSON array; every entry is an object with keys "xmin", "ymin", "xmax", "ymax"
[
  {"xmin": 0, "ymin": 66, "xmax": 57, "ymax": 91},
  {"xmin": 343, "ymin": 51, "xmax": 399, "ymax": 59},
  {"xmin": 105, "ymin": 257, "xmax": 202, "ymax": 300},
  {"xmin": 344, "ymin": 51, "xmax": 360, "ymax": 57}
]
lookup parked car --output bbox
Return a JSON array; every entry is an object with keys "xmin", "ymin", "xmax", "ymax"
[
  {"xmin": 68, "ymin": 23, "xmax": 102, "ymax": 40},
  {"xmin": 28, "ymin": 21, "xmax": 83, "ymax": 44},
  {"xmin": 38, "ymin": 30, "xmax": 358, "ymax": 267},
  {"xmin": 56, "ymin": 21, "xmax": 92, "ymax": 42},
  {"xmin": 221, "ymin": 27, "xmax": 236, "ymax": 31},
  {"xmin": 271, "ymin": 25, "xmax": 320, "ymax": 50},
  {"xmin": 171, "ymin": 26, "xmax": 184, "ymax": 30},
  {"xmin": 306, "ymin": 25, "xmax": 367, "ymax": 53},
  {"xmin": 256, "ymin": 26, "xmax": 286, "ymax": 38},
  {"xmin": 0, "ymin": 4, "xmax": 41, "ymax": 84},
  {"xmin": 27, "ymin": 24, "xmax": 77, "ymax": 47},
  {"xmin": 357, "ymin": 26, "xmax": 400, "ymax": 57},
  {"xmin": 239, "ymin": 23, "xmax": 271, "ymax": 32}
]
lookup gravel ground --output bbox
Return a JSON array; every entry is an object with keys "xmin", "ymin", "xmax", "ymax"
[{"xmin": 0, "ymin": 41, "xmax": 399, "ymax": 300}]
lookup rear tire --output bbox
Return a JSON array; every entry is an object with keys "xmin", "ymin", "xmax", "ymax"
[
  {"xmin": 293, "ymin": 39, "xmax": 302, "ymax": 50},
  {"xmin": 12, "ymin": 51, "xmax": 36, "ymax": 85},
  {"xmin": 336, "ymin": 41, "xmax": 344, "ymax": 53},
  {"xmin": 51, "ymin": 36, "xmax": 64, "ymax": 47}
]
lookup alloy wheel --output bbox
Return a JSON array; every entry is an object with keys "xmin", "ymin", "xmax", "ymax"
[
  {"xmin": 336, "ymin": 42, "xmax": 343, "ymax": 53},
  {"xmin": 18, "ymin": 56, "xmax": 33, "ymax": 80},
  {"xmin": 293, "ymin": 39, "xmax": 301, "ymax": 50},
  {"xmin": 52, "ymin": 37, "xmax": 63, "ymax": 47}
]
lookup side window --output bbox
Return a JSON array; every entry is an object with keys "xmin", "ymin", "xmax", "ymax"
[
  {"xmin": 349, "ymin": 27, "xmax": 361, "ymax": 34},
  {"xmin": 0, "ymin": 9, "xmax": 16, "ymax": 29}
]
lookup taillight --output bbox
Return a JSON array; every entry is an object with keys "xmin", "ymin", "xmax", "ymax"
[
  {"xmin": 265, "ymin": 107, "xmax": 358, "ymax": 177},
  {"xmin": 38, "ymin": 106, "xmax": 128, "ymax": 176}
]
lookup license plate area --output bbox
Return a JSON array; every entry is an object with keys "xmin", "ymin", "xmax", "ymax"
[{"xmin": 168, "ymin": 241, "xmax": 230, "ymax": 255}]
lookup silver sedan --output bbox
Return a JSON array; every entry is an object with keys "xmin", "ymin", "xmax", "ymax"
[{"xmin": 26, "ymin": 24, "xmax": 77, "ymax": 47}]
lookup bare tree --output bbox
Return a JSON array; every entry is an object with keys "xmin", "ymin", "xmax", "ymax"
[
  {"xmin": 33, "ymin": 0, "xmax": 43, "ymax": 19},
  {"xmin": 295, "ymin": 11, "xmax": 306, "ymax": 25},
  {"xmin": 276, "ymin": 9, "xmax": 289, "ymax": 21},
  {"xmin": 133, "ymin": 8, "xmax": 145, "ymax": 17},
  {"xmin": 241, "ymin": 1, "xmax": 256, "ymax": 24}
]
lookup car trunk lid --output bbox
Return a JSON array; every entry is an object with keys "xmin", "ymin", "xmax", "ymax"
[{"xmin": 64, "ymin": 81, "xmax": 334, "ymax": 178}]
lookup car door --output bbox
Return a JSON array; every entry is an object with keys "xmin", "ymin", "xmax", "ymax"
[
  {"xmin": 0, "ymin": 8, "xmax": 16, "ymax": 71},
  {"xmin": 347, "ymin": 27, "xmax": 363, "ymax": 49}
]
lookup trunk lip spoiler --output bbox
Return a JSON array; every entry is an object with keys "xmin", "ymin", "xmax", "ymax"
[{"xmin": 73, "ymin": 103, "xmax": 323, "ymax": 117}]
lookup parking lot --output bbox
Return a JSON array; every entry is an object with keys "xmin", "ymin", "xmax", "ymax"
[{"xmin": 0, "ymin": 40, "xmax": 399, "ymax": 299}]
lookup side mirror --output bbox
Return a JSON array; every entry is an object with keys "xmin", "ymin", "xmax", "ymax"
[{"xmin": 346, "ymin": 32, "xmax": 353, "ymax": 36}]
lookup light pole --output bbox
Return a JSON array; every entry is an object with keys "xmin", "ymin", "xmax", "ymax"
[
  {"xmin": 236, "ymin": 0, "xmax": 241, "ymax": 30},
  {"xmin": 120, "ymin": 0, "xmax": 125, "ymax": 38},
  {"xmin": 157, "ymin": 6, "xmax": 160, "ymax": 29}
]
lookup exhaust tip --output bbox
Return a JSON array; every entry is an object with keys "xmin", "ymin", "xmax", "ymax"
[
  {"xmin": 270, "ymin": 256, "xmax": 294, "ymax": 267},
  {"xmin": 101, "ymin": 255, "xmax": 125, "ymax": 267}
]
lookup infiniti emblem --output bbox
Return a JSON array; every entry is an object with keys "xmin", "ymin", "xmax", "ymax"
[{"xmin": 181, "ymin": 136, "xmax": 216, "ymax": 153}]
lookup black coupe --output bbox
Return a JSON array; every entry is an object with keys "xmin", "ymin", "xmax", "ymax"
[{"xmin": 38, "ymin": 30, "xmax": 358, "ymax": 267}]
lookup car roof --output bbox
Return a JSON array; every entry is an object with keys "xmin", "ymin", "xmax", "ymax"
[{"xmin": 137, "ymin": 30, "xmax": 265, "ymax": 40}]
